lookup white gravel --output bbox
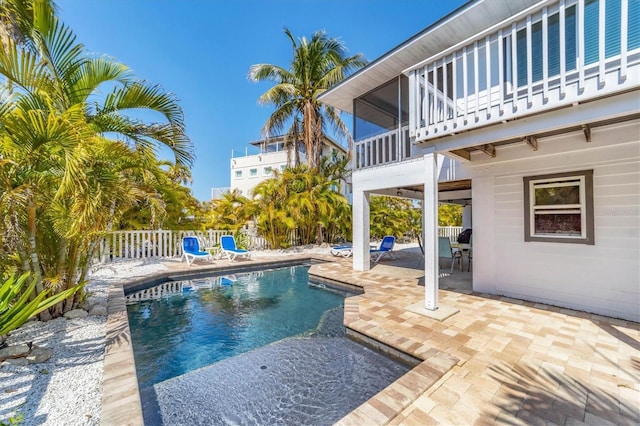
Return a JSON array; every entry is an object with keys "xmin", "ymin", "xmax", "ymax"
[
  {"xmin": 0, "ymin": 259, "xmax": 169, "ymax": 426},
  {"xmin": 0, "ymin": 244, "xmax": 418, "ymax": 425}
]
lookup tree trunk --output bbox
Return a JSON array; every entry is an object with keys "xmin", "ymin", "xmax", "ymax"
[{"xmin": 27, "ymin": 203, "xmax": 52, "ymax": 321}]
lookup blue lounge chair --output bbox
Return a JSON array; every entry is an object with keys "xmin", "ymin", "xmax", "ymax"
[
  {"xmin": 370, "ymin": 236, "xmax": 395, "ymax": 263},
  {"xmin": 181, "ymin": 236, "xmax": 212, "ymax": 266},
  {"xmin": 220, "ymin": 235, "xmax": 251, "ymax": 261}
]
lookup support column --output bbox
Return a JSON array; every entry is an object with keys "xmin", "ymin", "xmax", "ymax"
[
  {"xmin": 462, "ymin": 205, "xmax": 473, "ymax": 229},
  {"xmin": 353, "ymin": 188, "xmax": 371, "ymax": 271},
  {"xmin": 424, "ymin": 153, "xmax": 439, "ymax": 310}
]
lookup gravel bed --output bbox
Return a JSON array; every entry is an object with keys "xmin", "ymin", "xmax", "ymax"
[{"xmin": 0, "ymin": 260, "xmax": 169, "ymax": 426}]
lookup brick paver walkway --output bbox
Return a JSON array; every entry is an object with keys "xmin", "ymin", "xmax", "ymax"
[{"xmin": 309, "ymin": 258, "xmax": 640, "ymax": 425}]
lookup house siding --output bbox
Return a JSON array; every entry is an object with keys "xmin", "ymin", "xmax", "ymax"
[{"xmin": 471, "ymin": 120, "xmax": 639, "ymax": 322}]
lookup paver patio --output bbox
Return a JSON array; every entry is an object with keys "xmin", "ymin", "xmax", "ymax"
[{"xmin": 309, "ymin": 249, "xmax": 640, "ymax": 425}]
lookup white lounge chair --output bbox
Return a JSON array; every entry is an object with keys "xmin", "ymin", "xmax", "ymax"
[
  {"xmin": 330, "ymin": 245, "xmax": 353, "ymax": 257},
  {"xmin": 181, "ymin": 236, "xmax": 212, "ymax": 266},
  {"xmin": 220, "ymin": 235, "xmax": 251, "ymax": 261}
]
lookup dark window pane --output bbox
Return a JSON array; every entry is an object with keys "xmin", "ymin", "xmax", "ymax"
[
  {"xmin": 548, "ymin": 13, "xmax": 561, "ymax": 76},
  {"xmin": 534, "ymin": 184, "xmax": 580, "ymax": 205},
  {"xmin": 585, "ymin": 0, "xmax": 600, "ymax": 65},
  {"xmin": 534, "ymin": 213, "xmax": 582, "ymax": 235},
  {"xmin": 605, "ymin": 0, "xmax": 621, "ymax": 58}
]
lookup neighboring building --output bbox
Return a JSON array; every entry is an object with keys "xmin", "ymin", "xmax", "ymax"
[
  {"xmin": 320, "ymin": 0, "xmax": 639, "ymax": 321},
  {"xmin": 210, "ymin": 187, "xmax": 230, "ymax": 200},
  {"xmin": 229, "ymin": 134, "xmax": 348, "ymax": 198}
]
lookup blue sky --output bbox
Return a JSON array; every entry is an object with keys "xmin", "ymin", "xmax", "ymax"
[{"xmin": 57, "ymin": 0, "xmax": 467, "ymax": 201}]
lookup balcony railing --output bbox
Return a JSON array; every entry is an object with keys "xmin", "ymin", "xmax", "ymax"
[
  {"xmin": 407, "ymin": 0, "xmax": 640, "ymax": 143},
  {"xmin": 354, "ymin": 126, "xmax": 411, "ymax": 170}
]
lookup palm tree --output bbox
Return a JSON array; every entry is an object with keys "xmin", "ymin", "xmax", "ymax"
[
  {"xmin": 0, "ymin": 3, "xmax": 194, "ymax": 317},
  {"xmin": 249, "ymin": 28, "xmax": 366, "ymax": 170}
]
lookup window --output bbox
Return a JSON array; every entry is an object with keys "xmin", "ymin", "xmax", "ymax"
[
  {"xmin": 263, "ymin": 166, "xmax": 272, "ymax": 176},
  {"xmin": 280, "ymin": 164, "xmax": 286, "ymax": 171},
  {"xmin": 524, "ymin": 170, "xmax": 594, "ymax": 244},
  {"xmin": 249, "ymin": 168, "xmax": 258, "ymax": 177},
  {"xmin": 234, "ymin": 170, "xmax": 242, "ymax": 178}
]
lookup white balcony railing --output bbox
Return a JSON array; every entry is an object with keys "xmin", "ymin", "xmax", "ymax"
[
  {"xmin": 407, "ymin": 0, "xmax": 640, "ymax": 143},
  {"xmin": 354, "ymin": 126, "xmax": 411, "ymax": 170}
]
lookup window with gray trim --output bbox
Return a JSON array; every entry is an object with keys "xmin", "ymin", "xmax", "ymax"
[{"xmin": 523, "ymin": 170, "xmax": 594, "ymax": 245}]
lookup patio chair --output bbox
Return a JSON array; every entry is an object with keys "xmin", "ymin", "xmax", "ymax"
[
  {"xmin": 438, "ymin": 236, "xmax": 462, "ymax": 273},
  {"xmin": 220, "ymin": 235, "xmax": 251, "ymax": 261},
  {"xmin": 181, "ymin": 236, "xmax": 213, "ymax": 266},
  {"xmin": 370, "ymin": 236, "xmax": 395, "ymax": 263}
]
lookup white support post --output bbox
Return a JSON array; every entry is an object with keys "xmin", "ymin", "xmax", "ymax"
[
  {"xmin": 352, "ymin": 188, "xmax": 371, "ymax": 271},
  {"xmin": 526, "ymin": 15, "xmax": 533, "ymax": 106},
  {"xmin": 578, "ymin": 0, "xmax": 585, "ymax": 91},
  {"xmin": 423, "ymin": 153, "xmax": 439, "ymax": 311},
  {"xmin": 463, "ymin": 46, "xmax": 469, "ymax": 123},
  {"xmin": 485, "ymin": 36, "xmax": 491, "ymax": 117},
  {"xmin": 511, "ymin": 22, "xmax": 518, "ymax": 111},
  {"xmin": 473, "ymin": 40, "xmax": 479, "ymax": 121}
]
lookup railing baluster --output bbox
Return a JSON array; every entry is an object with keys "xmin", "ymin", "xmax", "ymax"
[
  {"xmin": 526, "ymin": 15, "xmax": 533, "ymax": 106},
  {"xmin": 621, "ymin": 0, "xmax": 628, "ymax": 80},
  {"xmin": 442, "ymin": 57, "xmax": 448, "ymax": 128},
  {"xmin": 598, "ymin": 0, "xmax": 606, "ymax": 86},
  {"xmin": 578, "ymin": 0, "xmax": 585, "ymax": 90},
  {"xmin": 542, "ymin": 6, "xmax": 549, "ymax": 101},
  {"xmin": 463, "ymin": 46, "xmax": 468, "ymax": 123},
  {"xmin": 485, "ymin": 36, "xmax": 491, "ymax": 117},
  {"xmin": 498, "ymin": 28, "xmax": 505, "ymax": 114},
  {"xmin": 452, "ymin": 51, "xmax": 458, "ymax": 124},
  {"xmin": 473, "ymin": 40, "xmax": 479, "ymax": 121},
  {"xmin": 560, "ymin": 0, "xmax": 567, "ymax": 97},
  {"xmin": 511, "ymin": 22, "xmax": 518, "ymax": 111}
]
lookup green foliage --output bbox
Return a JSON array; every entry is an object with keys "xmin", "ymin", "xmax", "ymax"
[
  {"xmin": 438, "ymin": 204, "xmax": 463, "ymax": 226},
  {"xmin": 250, "ymin": 164, "xmax": 350, "ymax": 249},
  {"xmin": 369, "ymin": 196, "xmax": 420, "ymax": 240},
  {"xmin": 206, "ymin": 189, "xmax": 252, "ymax": 232},
  {"xmin": 0, "ymin": 2, "xmax": 194, "ymax": 318},
  {"xmin": 249, "ymin": 28, "xmax": 366, "ymax": 169},
  {"xmin": 0, "ymin": 273, "xmax": 79, "ymax": 338},
  {"xmin": 0, "ymin": 412, "xmax": 23, "ymax": 426}
]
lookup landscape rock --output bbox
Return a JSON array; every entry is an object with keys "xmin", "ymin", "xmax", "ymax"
[
  {"xmin": 63, "ymin": 309, "xmax": 88, "ymax": 319},
  {"xmin": 2, "ymin": 357, "xmax": 29, "ymax": 367},
  {"xmin": 89, "ymin": 305, "xmax": 108, "ymax": 316},
  {"xmin": 0, "ymin": 344, "xmax": 31, "ymax": 361},
  {"xmin": 26, "ymin": 347, "xmax": 53, "ymax": 364}
]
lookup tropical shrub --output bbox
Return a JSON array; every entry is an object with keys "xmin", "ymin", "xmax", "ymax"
[
  {"xmin": 370, "ymin": 196, "xmax": 421, "ymax": 240},
  {"xmin": 1, "ymin": 273, "xmax": 79, "ymax": 342},
  {"xmin": 0, "ymin": 2, "xmax": 193, "ymax": 319}
]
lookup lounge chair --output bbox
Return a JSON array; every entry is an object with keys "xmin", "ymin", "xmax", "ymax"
[
  {"xmin": 370, "ymin": 236, "xmax": 395, "ymax": 263},
  {"xmin": 330, "ymin": 245, "xmax": 353, "ymax": 257},
  {"xmin": 181, "ymin": 236, "xmax": 212, "ymax": 266},
  {"xmin": 220, "ymin": 235, "xmax": 251, "ymax": 261}
]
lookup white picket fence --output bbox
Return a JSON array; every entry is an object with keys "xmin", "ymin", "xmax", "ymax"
[{"xmin": 95, "ymin": 227, "xmax": 463, "ymax": 263}]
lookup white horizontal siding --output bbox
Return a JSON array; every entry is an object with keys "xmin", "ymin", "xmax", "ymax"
[{"xmin": 472, "ymin": 120, "xmax": 640, "ymax": 321}]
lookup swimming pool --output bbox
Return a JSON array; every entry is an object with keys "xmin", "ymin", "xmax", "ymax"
[
  {"xmin": 126, "ymin": 264, "xmax": 410, "ymax": 425},
  {"xmin": 127, "ymin": 265, "xmax": 348, "ymax": 388}
]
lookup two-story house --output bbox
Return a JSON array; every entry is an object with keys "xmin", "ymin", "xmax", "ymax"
[
  {"xmin": 220, "ymin": 135, "xmax": 348, "ymax": 198},
  {"xmin": 320, "ymin": 0, "xmax": 639, "ymax": 322}
]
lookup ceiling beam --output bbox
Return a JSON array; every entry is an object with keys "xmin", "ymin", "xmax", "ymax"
[
  {"xmin": 525, "ymin": 135, "xmax": 538, "ymax": 151},
  {"xmin": 582, "ymin": 124, "xmax": 592, "ymax": 142},
  {"xmin": 478, "ymin": 144, "xmax": 496, "ymax": 158},
  {"xmin": 449, "ymin": 149, "xmax": 471, "ymax": 161}
]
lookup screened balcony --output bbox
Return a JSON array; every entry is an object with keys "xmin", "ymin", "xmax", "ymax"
[{"xmin": 406, "ymin": 0, "xmax": 640, "ymax": 144}]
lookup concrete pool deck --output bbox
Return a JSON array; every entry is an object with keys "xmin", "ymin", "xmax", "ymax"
[{"xmin": 102, "ymin": 250, "xmax": 639, "ymax": 425}]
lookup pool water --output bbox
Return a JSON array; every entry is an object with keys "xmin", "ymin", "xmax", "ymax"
[{"xmin": 127, "ymin": 265, "xmax": 348, "ymax": 388}]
